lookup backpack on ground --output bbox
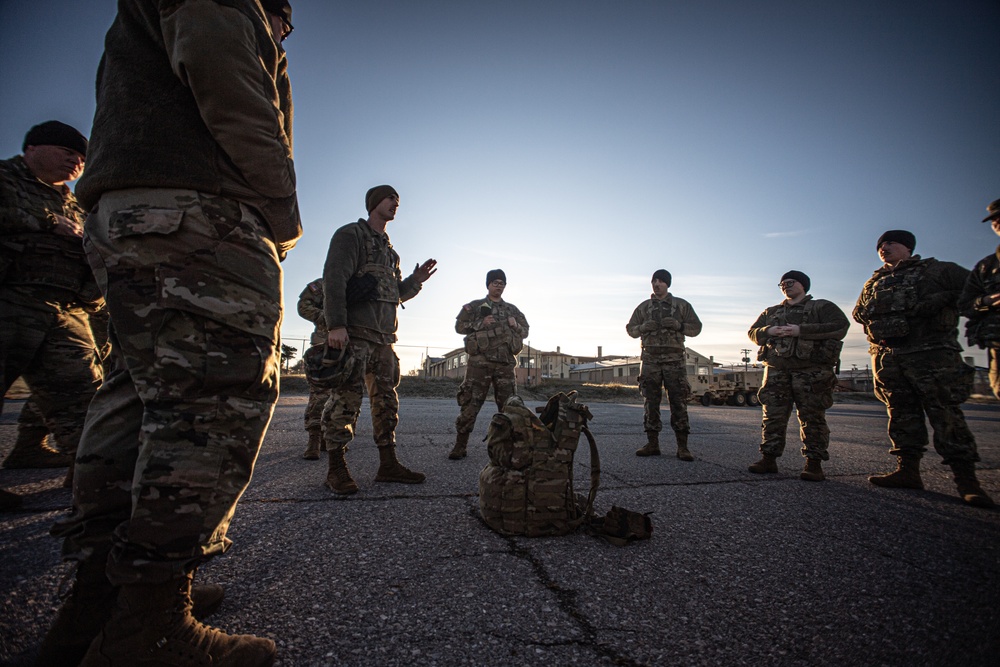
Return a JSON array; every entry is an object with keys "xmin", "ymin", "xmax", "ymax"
[{"xmin": 478, "ymin": 392, "xmax": 601, "ymax": 537}]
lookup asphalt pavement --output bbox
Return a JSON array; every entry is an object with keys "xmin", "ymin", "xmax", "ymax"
[{"xmin": 1, "ymin": 393, "xmax": 998, "ymax": 666}]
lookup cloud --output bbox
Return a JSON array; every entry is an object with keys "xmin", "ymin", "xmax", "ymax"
[{"xmin": 762, "ymin": 230, "xmax": 809, "ymax": 238}]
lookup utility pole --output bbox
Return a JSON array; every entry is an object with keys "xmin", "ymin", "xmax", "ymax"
[{"xmin": 741, "ymin": 349, "xmax": 751, "ymax": 372}]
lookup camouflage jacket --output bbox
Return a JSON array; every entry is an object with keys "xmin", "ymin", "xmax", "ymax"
[
  {"xmin": 456, "ymin": 297, "xmax": 529, "ymax": 363},
  {"xmin": 853, "ymin": 255, "xmax": 968, "ymax": 354},
  {"xmin": 959, "ymin": 245, "xmax": 1000, "ymax": 349},
  {"xmin": 626, "ymin": 293, "xmax": 702, "ymax": 357},
  {"xmin": 322, "ymin": 220, "xmax": 422, "ymax": 345},
  {"xmin": 297, "ymin": 278, "xmax": 327, "ymax": 345},
  {"xmin": 0, "ymin": 156, "xmax": 101, "ymax": 312},
  {"xmin": 748, "ymin": 296, "xmax": 849, "ymax": 369},
  {"xmin": 75, "ymin": 0, "xmax": 301, "ymax": 256}
]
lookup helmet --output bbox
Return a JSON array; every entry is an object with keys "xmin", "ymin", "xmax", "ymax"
[{"xmin": 304, "ymin": 344, "xmax": 355, "ymax": 389}]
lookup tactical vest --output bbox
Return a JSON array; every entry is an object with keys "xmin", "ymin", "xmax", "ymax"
[
  {"xmin": 479, "ymin": 393, "xmax": 599, "ymax": 537},
  {"xmin": 464, "ymin": 300, "xmax": 523, "ymax": 357},
  {"xmin": 756, "ymin": 299, "xmax": 843, "ymax": 367},
  {"xmin": 858, "ymin": 260, "xmax": 927, "ymax": 341},
  {"xmin": 966, "ymin": 252, "xmax": 1000, "ymax": 348},
  {"xmin": 354, "ymin": 223, "xmax": 400, "ymax": 306},
  {"xmin": 641, "ymin": 297, "xmax": 685, "ymax": 349}
]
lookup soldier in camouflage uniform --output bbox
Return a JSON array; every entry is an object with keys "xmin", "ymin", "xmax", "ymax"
[
  {"xmin": 41, "ymin": 2, "xmax": 300, "ymax": 665},
  {"xmin": 0, "ymin": 121, "xmax": 103, "ymax": 490},
  {"xmin": 959, "ymin": 198, "xmax": 1000, "ymax": 400},
  {"xmin": 854, "ymin": 230, "xmax": 993, "ymax": 509},
  {"xmin": 298, "ymin": 277, "xmax": 329, "ymax": 459},
  {"xmin": 746, "ymin": 271, "xmax": 849, "ymax": 481},
  {"xmin": 321, "ymin": 185, "xmax": 437, "ymax": 495},
  {"xmin": 626, "ymin": 269, "xmax": 702, "ymax": 461},
  {"xmin": 448, "ymin": 269, "xmax": 529, "ymax": 459}
]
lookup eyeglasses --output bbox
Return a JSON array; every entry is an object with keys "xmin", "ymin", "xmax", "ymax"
[
  {"xmin": 489, "ymin": 280, "xmax": 506, "ymax": 287},
  {"xmin": 778, "ymin": 280, "xmax": 798, "ymax": 288},
  {"xmin": 279, "ymin": 20, "xmax": 293, "ymax": 41}
]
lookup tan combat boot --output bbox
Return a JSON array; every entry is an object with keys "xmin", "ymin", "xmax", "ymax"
[
  {"xmin": 302, "ymin": 429, "xmax": 322, "ymax": 460},
  {"xmin": 2, "ymin": 427, "xmax": 72, "ymax": 469},
  {"xmin": 748, "ymin": 454, "xmax": 778, "ymax": 474},
  {"xmin": 325, "ymin": 447, "xmax": 358, "ymax": 495},
  {"xmin": 79, "ymin": 573, "xmax": 274, "ymax": 667},
  {"xmin": 950, "ymin": 461, "xmax": 995, "ymax": 508},
  {"xmin": 868, "ymin": 456, "xmax": 923, "ymax": 489},
  {"xmin": 635, "ymin": 432, "xmax": 661, "ymax": 457},
  {"xmin": 375, "ymin": 445, "xmax": 426, "ymax": 484},
  {"xmin": 676, "ymin": 432, "xmax": 694, "ymax": 462},
  {"xmin": 37, "ymin": 557, "xmax": 225, "ymax": 667},
  {"xmin": 448, "ymin": 432, "xmax": 470, "ymax": 460},
  {"xmin": 800, "ymin": 458, "xmax": 825, "ymax": 482}
]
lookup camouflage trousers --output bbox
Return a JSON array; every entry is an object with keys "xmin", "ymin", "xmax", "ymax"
[
  {"xmin": 322, "ymin": 338, "xmax": 400, "ymax": 450},
  {"xmin": 304, "ymin": 386, "xmax": 331, "ymax": 434},
  {"xmin": 51, "ymin": 188, "xmax": 283, "ymax": 585},
  {"xmin": 758, "ymin": 366, "xmax": 836, "ymax": 460},
  {"xmin": 872, "ymin": 348, "xmax": 978, "ymax": 464},
  {"xmin": 455, "ymin": 355, "xmax": 516, "ymax": 435},
  {"xmin": 639, "ymin": 359, "xmax": 690, "ymax": 434},
  {"xmin": 0, "ymin": 300, "xmax": 102, "ymax": 455}
]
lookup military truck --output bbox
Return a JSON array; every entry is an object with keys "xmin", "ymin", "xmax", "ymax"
[{"xmin": 689, "ymin": 368, "xmax": 765, "ymax": 407}]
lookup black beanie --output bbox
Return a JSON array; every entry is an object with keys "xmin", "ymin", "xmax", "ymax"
[
  {"xmin": 651, "ymin": 269, "xmax": 671, "ymax": 287},
  {"xmin": 486, "ymin": 269, "xmax": 506, "ymax": 287},
  {"xmin": 259, "ymin": 0, "xmax": 293, "ymax": 28},
  {"xmin": 876, "ymin": 230, "xmax": 916, "ymax": 253},
  {"xmin": 365, "ymin": 185, "xmax": 398, "ymax": 213},
  {"xmin": 781, "ymin": 270, "xmax": 810, "ymax": 292},
  {"xmin": 22, "ymin": 120, "xmax": 88, "ymax": 157}
]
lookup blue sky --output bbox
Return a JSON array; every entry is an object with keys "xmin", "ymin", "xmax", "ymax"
[{"xmin": 2, "ymin": 0, "xmax": 998, "ymax": 375}]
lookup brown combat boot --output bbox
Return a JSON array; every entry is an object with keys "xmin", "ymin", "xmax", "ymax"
[
  {"xmin": 37, "ymin": 558, "xmax": 225, "ymax": 667},
  {"xmin": 800, "ymin": 458, "xmax": 825, "ymax": 482},
  {"xmin": 868, "ymin": 456, "xmax": 923, "ymax": 489},
  {"xmin": 79, "ymin": 573, "xmax": 274, "ymax": 667},
  {"xmin": 375, "ymin": 445, "xmax": 426, "ymax": 484},
  {"xmin": 448, "ymin": 432, "xmax": 470, "ymax": 460},
  {"xmin": 2, "ymin": 428, "xmax": 72, "ymax": 469},
  {"xmin": 325, "ymin": 447, "xmax": 358, "ymax": 495},
  {"xmin": 302, "ymin": 429, "xmax": 322, "ymax": 460},
  {"xmin": 635, "ymin": 432, "xmax": 661, "ymax": 457},
  {"xmin": 748, "ymin": 454, "xmax": 778, "ymax": 474},
  {"xmin": 676, "ymin": 432, "xmax": 694, "ymax": 462},
  {"xmin": 950, "ymin": 461, "xmax": 995, "ymax": 508}
]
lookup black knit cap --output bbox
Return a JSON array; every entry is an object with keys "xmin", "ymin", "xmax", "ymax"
[
  {"xmin": 781, "ymin": 270, "xmax": 810, "ymax": 292},
  {"xmin": 22, "ymin": 120, "xmax": 88, "ymax": 157},
  {"xmin": 651, "ymin": 269, "xmax": 671, "ymax": 287},
  {"xmin": 365, "ymin": 185, "xmax": 398, "ymax": 213},
  {"xmin": 486, "ymin": 269, "xmax": 507, "ymax": 287},
  {"xmin": 876, "ymin": 230, "xmax": 916, "ymax": 253},
  {"xmin": 259, "ymin": 0, "xmax": 293, "ymax": 29}
]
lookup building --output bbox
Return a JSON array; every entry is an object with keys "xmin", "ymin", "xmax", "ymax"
[
  {"xmin": 425, "ymin": 345, "xmax": 600, "ymax": 385},
  {"xmin": 569, "ymin": 347, "xmax": 717, "ymax": 386}
]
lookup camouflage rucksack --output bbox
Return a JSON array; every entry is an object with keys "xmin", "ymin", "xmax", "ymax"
[{"xmin": 479, "ymin": 392, "xmax": 600, "ymax": 537}]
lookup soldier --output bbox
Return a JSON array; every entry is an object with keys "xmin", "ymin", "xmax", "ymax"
[
  {"xmin": 959, "ymin": 199, "xmax": 1000, "ymax": 400},
  {"xmin": 449, "ymin": 269, "xmax": 529, "ymax": 459},
  {"xmin": 298, "ymin": 277, "xmax": 329, "ymax": 459},
  {"xmin": 626, "ymin": 269, "xmax": 703, "ymax": 460},
  {"xmin": 854, "ymin": 230, "xmax": 994, "ymax": 508},
  {"xmin": 41, "ymin": 1, "xmax": 300, "ymax": 665},
  {"xmin": 320, "ymin": 184, "xmax": 437, "ymax": 495},
  {"xmin": 0, "ymin": 121, "xmax": 103, "ymax": 486},
  {"xmin": 746, "ymin": 271, "xmax": 849, "ymax": 481}
]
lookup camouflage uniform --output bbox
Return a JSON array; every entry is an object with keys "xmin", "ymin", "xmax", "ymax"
[
  {"xmin": 748, "ymin": 296, "xmax": 849, "ymax": 460},
  {"xmin": 853, "ymin": 256, "xmax": 979, "ymax": 464},
  {"xmin": 626, "ymin": 293, "xmax": 702, "ymax": 435},
  {"xmin": 959, "ymin": 245, "xmax": 1000, "ymax": 399},
  {"xmin": 321, "ymin": 220, "xmax": 423, "ymax": 452},
  {"xmin": 454, "ymin": 297, "xmax": 529, "ymax": 435},
  {"xmin": 0, "ymin": 156, "xmax": 103, "ymax": 459},
  {"xmin": 298, "ymin": 278, "xmax": 330, "ymax": 440}
]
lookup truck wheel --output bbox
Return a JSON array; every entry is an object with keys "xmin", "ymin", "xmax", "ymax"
[
  {"xmin": 747, "ymin": 392, "xmax": 760, "ymax": 407},
  {"xmin": 730, "ymin": 392, "xmax": 747, "ymax": 407},
  {"xmin": 701, "ymin": 393, "xmax": 713, "ymax": 407}
]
